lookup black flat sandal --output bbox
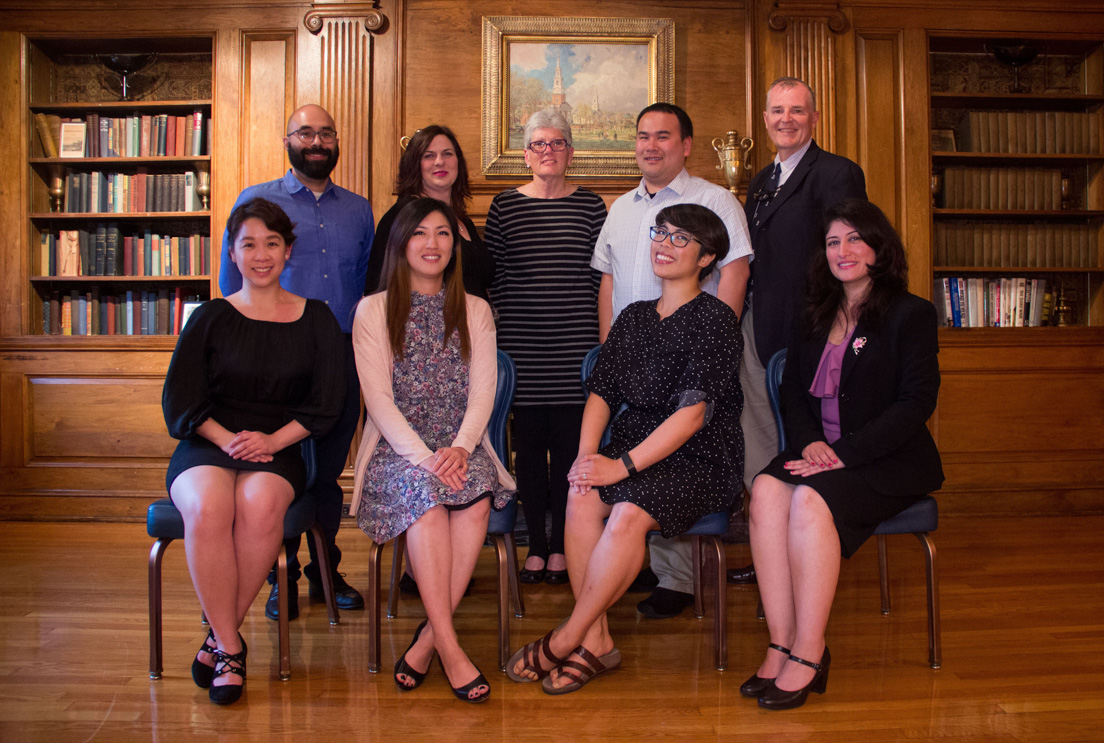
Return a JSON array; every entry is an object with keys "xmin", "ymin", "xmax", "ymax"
[
  {"xmin": 209, "ymin": 646, "xmax": 247, "ymax": 705},
  {"xmin": 192, "ymin": 631, "xmax": 246, "ymax": 689}
]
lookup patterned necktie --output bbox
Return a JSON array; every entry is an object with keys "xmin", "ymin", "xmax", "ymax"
[{"xmin": 753, "ymin": 162, "xmax": 782, "ymax": 226}]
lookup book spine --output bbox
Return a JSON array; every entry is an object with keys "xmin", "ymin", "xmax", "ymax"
[{"xmin": 34, "ymin": 113, "xmax": 59, "ymax": 157}]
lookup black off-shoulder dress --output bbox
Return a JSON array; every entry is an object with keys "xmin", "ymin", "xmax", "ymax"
[{"xmin": 162, "ymin": 298, "xmax": 345, "ymax": 497}]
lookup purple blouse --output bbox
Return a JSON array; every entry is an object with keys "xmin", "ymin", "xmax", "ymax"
[{"xmin": 808, "ymin": 328, "xmax": 854, "ymax": 444}]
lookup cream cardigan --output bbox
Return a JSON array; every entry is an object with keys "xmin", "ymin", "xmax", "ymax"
[{"xmin": 349, "ymin": 291, "xmax": 516, "ymax": 517}]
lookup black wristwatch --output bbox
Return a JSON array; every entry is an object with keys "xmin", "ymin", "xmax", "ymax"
[{"xmin": 620, "ymin": 452, "xmax": 637, "ymax": 476}]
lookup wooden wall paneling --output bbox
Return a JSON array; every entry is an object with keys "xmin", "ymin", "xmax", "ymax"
[
  {"xmin": 396, "ymin": 1, "xmax": 751, "ymax": 220},
  {"xmin": 240, "ymin": 31, "xmax": 296, "ymax": 192},
  {"xmin": 901, "ymin": 26, "xmax": 932, "ymax": 300},
  {"xmin": 315, "ymin": 16, "xmax": 376, "ymax": 197},
  {"xmin": 0, "ymin": 32, "xmax": 25, "ymax": 337},
  {"xmin": 370, "ymin": 0, "xmax": 401, "ymax": 220},
  {"xmin": 211, "ymin": 28, "xmax": 243, "ymax": 292},
  {"xmin": 854, "ymin": 30, "xmax": 903, "ymax": 224}
]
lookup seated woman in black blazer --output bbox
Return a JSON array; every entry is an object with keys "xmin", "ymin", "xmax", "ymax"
[{"xmin": 744, "ymin": 198, "xmax": 944, "ymax": 711}]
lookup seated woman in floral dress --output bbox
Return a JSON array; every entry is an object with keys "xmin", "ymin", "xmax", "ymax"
[{"xmin": 350, "ymin": 198, "xmax": 515, "ymax": 704}]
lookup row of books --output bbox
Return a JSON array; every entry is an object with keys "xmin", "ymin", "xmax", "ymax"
[
  {"xmin": 41, "ymin": 225, "xmax": 210, "ymax": 277},
  {"xmin": 934, "ymin": 277, "xmax": 1053, "ymax": 328},
  {"xmin": 940, "ymin": 166, "xmax": 1064, "ymax": 211},
  {"xmin": 41, "ymin": 287, "xmax": 203, "ymax": 336},
  {"xmin": 34, "ymin": 110, "xmax": 207, "ymax": 158},
  {"xmin": 958, "ymin": 110, "xmax": 1101, "ymax": 154},
  {"xmin": 63, "ymin": 170, "xmax": 203, "ymax": 214},
  {"xmin": 933, "ymin": 222, "xmax": 1098, "ymax": 268}
]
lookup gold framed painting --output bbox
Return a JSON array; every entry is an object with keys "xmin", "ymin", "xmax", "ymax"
[{"xmin": 481, "ymin": 15, "xmax": 675, "ymax": 177}]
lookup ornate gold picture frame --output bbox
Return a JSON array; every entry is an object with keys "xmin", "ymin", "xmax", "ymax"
[{"xmin": 481, "ymin": 16, "xmax": 675, "ymax": 177}]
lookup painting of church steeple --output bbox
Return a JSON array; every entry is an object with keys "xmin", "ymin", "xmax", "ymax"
[{"xmin": 551, "ymin": 57, "xmax": 566, "ymax": 107}]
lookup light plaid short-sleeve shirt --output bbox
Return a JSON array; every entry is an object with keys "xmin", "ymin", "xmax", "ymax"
[{"xmin": 591, "ymin": 168, "xmax": 754, "ymax": 321}]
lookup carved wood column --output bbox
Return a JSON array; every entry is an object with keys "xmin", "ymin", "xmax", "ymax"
[
  {"xmin": 765, "ymin": 2, "xmax": 849, "ymax": 152},
  {"xmin": 303, "ymin": 3, "xmax": 387, "ymax": 197}
]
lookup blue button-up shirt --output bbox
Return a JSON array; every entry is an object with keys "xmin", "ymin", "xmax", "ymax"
[{"xmin": 219, "ymin": 170, "xmax": 374, "ymax": 333}]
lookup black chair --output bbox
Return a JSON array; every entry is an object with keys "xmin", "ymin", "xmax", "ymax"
[
  {"xmin": 147, "ymin": 439, "xmax": 338, "ymax": 682},
  {"xmin": 764, "ymin": 348, "xmax": 941, "ymax": 668},
  {"xmin": 581, "ymin": 345, "xmax": 731, "ymax": 670},
  {"xmin": 366, "ymin": 349, "xmax": 524, "ymax": 673}
]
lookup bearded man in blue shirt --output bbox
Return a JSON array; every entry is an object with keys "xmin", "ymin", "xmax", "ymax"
[{"xmin": 220, "ymin": 104, "xmax": 374, "ymax": 619}]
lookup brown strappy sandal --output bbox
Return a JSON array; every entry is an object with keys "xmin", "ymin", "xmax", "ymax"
[{"xmin": 506, "ymin": 628, "xmax": 569, "ymax": 683}]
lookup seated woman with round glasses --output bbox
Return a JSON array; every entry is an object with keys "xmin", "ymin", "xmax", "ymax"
[{"xmin": 508, "ymin": 203, "xmax": 744, "ymax": 695}]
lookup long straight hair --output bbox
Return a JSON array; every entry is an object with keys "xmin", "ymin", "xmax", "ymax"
[
  {"xmin": 380, "ymin": 198, "xmax": 470, "ymax": 362},
  {"xmin": 805, "ymin": 198, "xmax": 908, "ymax": 338}
]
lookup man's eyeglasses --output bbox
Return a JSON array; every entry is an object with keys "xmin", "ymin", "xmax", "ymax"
[
  {"xmin": 289, "ymin": 128, "xmax": 338, "ymax": 144},
  {"xmin": 649, "ymin": 226, "xmax": 697, "ymax": 248},
  {"xmin": 527, "ymin": 139, "xmax": 569, "ymax": 153}
]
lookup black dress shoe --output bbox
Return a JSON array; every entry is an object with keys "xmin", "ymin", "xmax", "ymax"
[
  {"xmin": 626, "ymin": 566, "xmax": 659, "ymax": 593},
  {"xmin": 738, "ymin": 643, "xmax": 790, "ymax": 697},
  {"xmin": 726, "ymin": 564, "xmax": 757, "ymax": 585},
  {"xmin": 544, "ymin": 569, "xmax": 569, "ymax": 585},
  {"xmin": 758, "ymin": 646, "xmax": 831, "ymax": 710},
  {"xmin": 519, "ymin": 567, "xmax": 546, "ymax": 584},
  {"xmin": 309, "ymin": 571, "xmax": 364, "ymax": 610},
  {"xmin": 209, "ymin": 645, "xmax": 247, "ymax": 705},
  {"xmin": 636, "ymin": 587, "xmax": 694, "ymax": 619},
  {"xmin": 264, "ymin": 582, "xmax": 299, "ymax": 621}
]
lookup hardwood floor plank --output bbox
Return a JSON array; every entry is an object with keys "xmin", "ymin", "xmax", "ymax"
[{"xmin": 0, "ymin": 515, "xmax": 1102, "ymax": 741}]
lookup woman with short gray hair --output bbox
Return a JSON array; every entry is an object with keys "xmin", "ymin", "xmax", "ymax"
[{"xmin": 485, "ymin": 109, "xmax": 607, "ymax": 586}]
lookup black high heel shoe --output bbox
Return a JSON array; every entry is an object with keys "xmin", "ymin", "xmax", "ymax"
[
  {"xmin": 738, "ymin": 642, "xmax": 791, "ymax": 698},
  {"xmin": 451, "ymin": 666, "xmax": 491, "ymax": 704},
  {"xmin": 758, "ymin": 646, "xmax": 830, "ymax": 710},
  {"xmin": 394, "ymin": 620, "xmax": 431, "ymax": 691},
  {"xmin": 209, "ymin": 645, "xmax": 248, "ymax": 705},
  {"xmin": 193, "ymin": 631, "xmax": 247, "ymax": 689}
]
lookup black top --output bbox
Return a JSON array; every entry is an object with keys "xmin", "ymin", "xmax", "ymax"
[
  {"xmin": 485, "ymin": 187, "xmax": 607, "ymax": 406},
  {"xmin": 363, "ymin": 195, "xmax": 496, "ymax": 302},
  {"xmin": 162, "ymin": 297, "xmax": 345, "ymax": 495},
  {"xmin": 586, "ymin": 294, "xmax": 744, "ymax": 536}
]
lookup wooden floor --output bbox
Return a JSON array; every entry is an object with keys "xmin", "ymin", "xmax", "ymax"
[{"xmin": 1, "ymin": 515, "xmax": 1102, "ymax": 742}]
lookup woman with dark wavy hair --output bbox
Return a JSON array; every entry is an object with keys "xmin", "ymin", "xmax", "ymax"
[
  {"xmin": 743, "ymin": 198, "xmax": 943, "ymax": 711},
  {"xmin": 350, "ymin": 198, "xmax": 515, "ymax": 704},
  {"xmin": 363, "ymin": 125, "xmax": 495, "ymax": 301}
]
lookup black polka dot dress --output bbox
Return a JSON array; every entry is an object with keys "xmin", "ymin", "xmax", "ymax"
[{"xmin": 587, "ymin": 293, "xmax": 744, "ymax": 536}]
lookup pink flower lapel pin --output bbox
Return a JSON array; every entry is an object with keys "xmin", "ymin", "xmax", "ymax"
[{"xmin": 851, "ymin": 336, "xmax": 867, "ymax": 356}]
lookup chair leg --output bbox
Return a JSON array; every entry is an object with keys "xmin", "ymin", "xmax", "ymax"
[
  {"xmin": 148, "ymin": 538, "xmax": 171, "ymax": 680},
  {"xmin": 503, "ymin": 532, "xmax": 525, "ymax": 618},
  {"xmin": 703, "ymin": 536, "xmax": 728, "ymax": 671},
  {"xmin": 308, "ymin": 525, "xmax": 340, "ymax": 625},
  {"xmin": 492, "ymin": 535, "xmax": 510, "ymax": 672},
  {"xmin": 278, "ymin": 545, "xmax": 291, "ymax": 680},
  {"xmin": 367, "ymin": 540, "xmax": 383, "ymax": 673},
  {"xmin": 878, "ymin": 534, "xmax": 891, "ymax": 614},
  {"xmin": 692, "ymin": 536, "xmax": 705, "ymax": 619},
  {"xmin": 915, "ymin": 531, "xmax": 942, "ymax": 669},
  {"xmin": 388, "ymin": 535, "xmax": 405, "ymax": 619},
  {"xmin": 756, "ymin": 596, "xmax": 765, "ymax": 621}
]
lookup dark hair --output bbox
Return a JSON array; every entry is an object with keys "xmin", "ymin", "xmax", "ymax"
[
  {"xmin": 379, "ymin": 198, "xmax": 470, "ymax": 362},
  {"xmin": 655, "ymin": 204, "xmax": 729, "ymax": 281},
  {"xmin": 395, "ymin": 125, "xmax": 472, "ymax": 220},
  {"xmin": 805, "ymin": 198, "xmax": 908, "ymax": 338},
  {"xmin": 226, "ymin": 197, "xmax": 296, "ymax": 247},
  {"xmin": 636, "ymin": 102, "xmax": 694, "ymax": 140}
]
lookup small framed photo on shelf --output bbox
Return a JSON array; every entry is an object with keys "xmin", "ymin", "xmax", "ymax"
[
  {"xmin": 58, "ymin": 122, "xmax": 87, "ymax": 158},
  {"xmin": 931, "ymin": 128, "xmax": 957, "ymax": 153}
]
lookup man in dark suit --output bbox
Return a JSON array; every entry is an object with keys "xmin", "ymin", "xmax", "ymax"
[{"xmin": 729, "ymin": 77, "xmax": 867, "ymax": 585}]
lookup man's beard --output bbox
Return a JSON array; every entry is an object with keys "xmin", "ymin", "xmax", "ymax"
[{"xmin": 288, "ymin": 142, "xmax": 340, "ymax": 180}]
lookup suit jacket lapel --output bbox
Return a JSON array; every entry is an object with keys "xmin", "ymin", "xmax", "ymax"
[
  {"xmin": 756, "ymin": 142, "xmax": 822, "ymax": 224},
  {"xmin": 839, "ymin": 316, "xmax": 868, "ymax": 389}
]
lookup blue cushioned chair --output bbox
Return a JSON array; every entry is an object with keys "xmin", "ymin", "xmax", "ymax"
[
  {"xmin": 581, "ymin": 345, "xmax": 732, "ymax": 671},
  {"xmin": 147, "ymin": 439, "xmax": 338, "ymax": 682},
  {"xmin": 366, "ymin": 349, "xmax": 523, "ymax": 673},
  {"xmin": 765, "ymin": 348, "xmax": 941, "ymax": 668}
]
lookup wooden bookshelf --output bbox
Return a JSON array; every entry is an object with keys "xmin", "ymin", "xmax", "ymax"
[
  {"xmin": 930, "ymin": 34, "xmax": 1104, "ymax": 328},
  {"xmin": 25, "ymin": 37, "xmax": 214, "ymax": 337}
]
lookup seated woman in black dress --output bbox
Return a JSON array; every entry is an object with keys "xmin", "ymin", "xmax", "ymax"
[
  {"xmin": 508, "ymin": 204, "xmax": 744, "ymax": 695},
  {"xmin": 350, "ymin": 198, "xmax": 514, "ymax": 704},
  {"xmin": 743, "ymin": 198, "xmax": 943, "ymax": 711},
  {"xmin": 162, "ymin": 198, "xmax": 344, "ymax": 705}
]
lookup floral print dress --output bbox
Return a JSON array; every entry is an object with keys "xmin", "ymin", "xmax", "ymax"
[{"xmin": 357, "ymin": 290, "xmax": 509, "ymax": 544}]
